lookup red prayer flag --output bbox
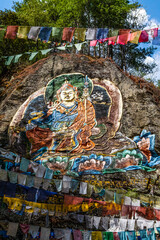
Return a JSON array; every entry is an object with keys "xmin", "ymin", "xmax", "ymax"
[
  {"xmin": 20, "ymin": 224, "xmax": 30, "ymax": 234},
  {"xmin": 117, "ymin": 29, "xmax": 131, "ymax": 45},
  {"xmin": 5, "ymin": 26, "xmax": 18, "ymax": 39},
  {"xmin": 64, "ymin": 194, "xmax": 83, "ymax": 205},
  {"xmin": 62, "ymin": 27, "xmax": 75, "ymax": 42},
  {"xmin": 90, "ymin": 40, "xmax": 97, "ymax": 46},
  {"xmin": 139, "ymin": 30, "xmax": 149, "ymax": 43},
  {"xmin": 108, "ymin": 36, "xmax": 117, "ymax": 45}
]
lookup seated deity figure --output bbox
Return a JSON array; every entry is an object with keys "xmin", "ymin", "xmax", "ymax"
[{"xmin": 26, "ymin": 81, "xmax": 96, "ymax": 158}]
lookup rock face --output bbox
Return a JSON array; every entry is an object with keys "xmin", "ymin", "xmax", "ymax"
[{"xmin": 0, "ymin": 53, "xmax": 160, "ymax": 153}]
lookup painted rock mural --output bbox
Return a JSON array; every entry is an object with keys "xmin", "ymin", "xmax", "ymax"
[{"xmin": 3, "ymin": 73, "xmax": 159, "ymax": 175}]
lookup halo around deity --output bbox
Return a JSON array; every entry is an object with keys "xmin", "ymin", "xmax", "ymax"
[{"xmin": 45, "ymin": 73, "xmax": 93, "ymax": 103}]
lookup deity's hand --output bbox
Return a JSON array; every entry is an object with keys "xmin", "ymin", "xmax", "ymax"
[{"xmin": 47, "ymin": 102, "xmax": 60, "ymax": 116}]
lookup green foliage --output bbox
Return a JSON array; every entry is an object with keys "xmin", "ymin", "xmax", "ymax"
[
  {"xmin": 12, "ymin": 0, "xmax": 139, "ymax": 28},
  {"xmin": 112, "ymin": 43, "xmax": 157, "ymax": 75}
]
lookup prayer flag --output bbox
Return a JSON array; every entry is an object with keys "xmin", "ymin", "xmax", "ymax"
[
  {"xmin": 29, "ymin": 225, "xmax": 39, "ymax": 238},
  {"xmin": 74, "ymin": 28, "xmax": 86, "ymax": 41},
  {"xmin": 96, "ymin": 28, "xmax": 109, "ymax": 40},
  {"xmin": 17, "ymin": 26, "xmax": 31, "ymax": 39},
  {"xmin": 86, "ymin": 28, "xmax": 97, "ymax": 40},
  {"xmin": 7, "ymin": 222, "xmax": 19, "ymax": 237},
  {"xmin": 13, "ymin": 54, "xmax": 23, "ymax": 63},
  {"xmin": 79, "ymin": 182, "xmax": 87, "ymax": 195},
  {"xmin": 40, "ymin": 48, "xmax": 52, "ymax": 55},
  {"xmin": 129, "ymin": 31, "xmax": 142, "ymax": 44},
  {"xmin": 152, "ymin": 29, "xmax": 160, "ymax": 45},
  {"xmin": 117, "ymin": 29, "xmax": 131, "ymax": 45},
  {"xmin": 52, "ymin": 27, "xmax": 63, "ymax": 41},
  {"xmin": 20, "ymin": 224, "xmax": 29, "ymax": 234},
  {"xmin": 5, "ymin": 56, "xmax": 15, "ymax": 66},
  {"xmin": 90, "ymin": 40, "xmax": 97, "ymax": 46},
  {"xmin": 28, "ymin": 26, "xmax": 41, "ymax": 41},
  {"xmin": 35, "ymin": 164, "xmax": 46, "ymax": 178},
  {"xmin": 73, "ymin": 229, "xmax": 82, "ymax": 240},
  {"xmin": 29, "ymin": 52, "xmax": 38, "ymax": 61},
  {"xmin": 62, "ymin": 176, "xmax": 71, "ymax": 193},
  {"xmin": 5, "ymin": 26, "xmax": 18, "ymax": 39},
  {"xmin": 8, "ymin": 171, "xmax": 17, "ymax": 184},
  {"xmin": 17, "ymin": 173, "xmax": 27, "ymax": 185},
  {"xmin": 20, "ymin": 157, "xmax": 30, "ymax": 172},
  {"xmin": 62, "ymin": 27, "xmax": 75, "ymax": 42},
  {"xmin": 40, "ymin": 227, "xmax": 50, "ymax": 240},
  {"xmin": 0, "ymin": 169, "xmax": 8, "ymax": 181},
  {"xmin": 38, "ymin": 27, "xmax": 52, "ymax": 42},
  {"xmin": 139, "ymin": 30, "xmax": 148, "ymax": 43}
]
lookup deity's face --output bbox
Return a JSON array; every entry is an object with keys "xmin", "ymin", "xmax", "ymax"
[{"xmin": 60, "ymin": 88, "xmax": 75, "ymax": 102}]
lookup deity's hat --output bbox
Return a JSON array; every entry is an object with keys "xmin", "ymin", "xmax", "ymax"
[{"xmin": 45, "ymin": 73, "xmax": 93, "ymax": 103}]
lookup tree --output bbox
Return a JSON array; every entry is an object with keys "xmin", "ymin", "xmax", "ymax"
[{"xmin": 12, "ymin": 0, "xmax": 139, "ymax": 28}]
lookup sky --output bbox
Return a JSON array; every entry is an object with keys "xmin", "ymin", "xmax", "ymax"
[{"xmin": 140, "ymin": 0, "xmax": 160, "ymax": 23}]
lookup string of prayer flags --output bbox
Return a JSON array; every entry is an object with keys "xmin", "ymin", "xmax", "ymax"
[
  {"xmin": 38, "ymin": 27, "xmax": 52, "ymax": 42},
  {"xmin": 5, "ymin": 25, "xmax": 18, "ymax": 39},
  {"xmin": 74, "ymin": 28, "xmax": 86, "ymax": 42},
  {"xmin": 62, "ymin": 27, "xmax": 75, "ymax": 42},
  {"xmin": 17, "ymin": 26, "xmax": 31, "ymax": 39},
  {"xmin": 52, "ymin": 27, "xmax": 63, "ymax": 41},
  {"xmin": 28, "ymin": 26, "xmax": 41, "ymax": 41}
]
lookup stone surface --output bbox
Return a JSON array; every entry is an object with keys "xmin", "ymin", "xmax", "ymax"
[{"xmin": 0, "ymin": 53, "xmax": 160, "ymax": 154}]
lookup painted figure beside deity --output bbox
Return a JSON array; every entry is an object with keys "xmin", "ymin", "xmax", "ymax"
[{"xmin": 26, "ymin": 78, "xmax": 97, "ymax": 159}]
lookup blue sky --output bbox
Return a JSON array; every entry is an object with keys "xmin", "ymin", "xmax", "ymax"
[{"xmin": 140, "ymin": 0, "xmax": 160, "ymax": 22}]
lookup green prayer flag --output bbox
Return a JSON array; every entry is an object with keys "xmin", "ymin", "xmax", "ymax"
[
  {"xmin": 13, "ymin": 54, "xmax": 23, "ymax": 63},
  {"xmin": 52, "ymin": 27, "xmax": 63, "ymax": 41},
  {"xmin": 102, "ymin": 232, "xmax": 114, "ymax": 240},
  {"xmin": 29, "ymin": 52, "xmax": 38, "ymax": 61},
  {"xmin": 5, "ymin": 56, "xmax": 15, "ymax": 66},
  {"xmin": 57, "ymin": 46, "xmax": 66, "ymax": 50},
  {"xmin": 40, "ymin": 48, "xmax": 52, "ymax": 55}
]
